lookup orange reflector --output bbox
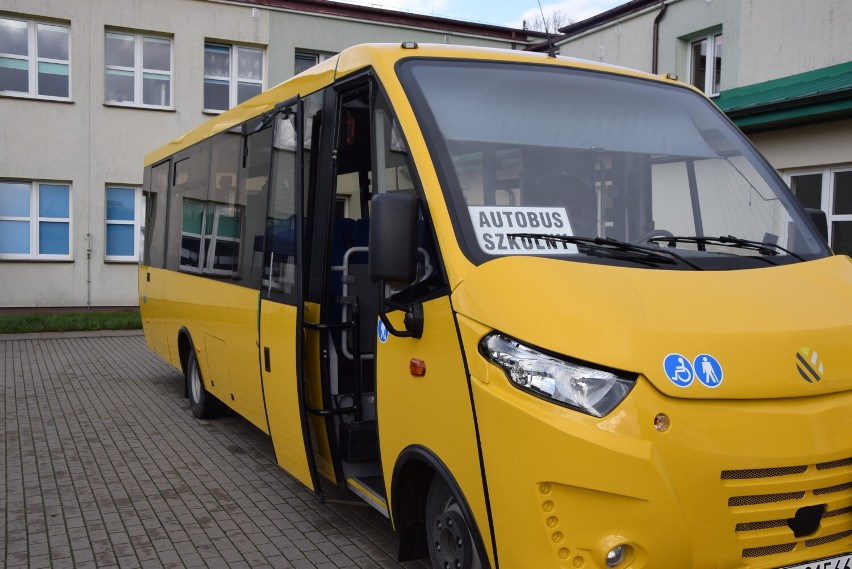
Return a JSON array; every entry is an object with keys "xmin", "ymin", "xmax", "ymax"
[{"xmin": 410, "ymin": 358, "xmax": 426, "ymax": 376}]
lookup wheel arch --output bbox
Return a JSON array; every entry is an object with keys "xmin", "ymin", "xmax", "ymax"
[
  {"xmin": 391, "ymin": 445, "xmax": 490, "ymax": 567},
  {"xmin": 177, "ymin": 327, "xmax": 194, "ymax": 397}
]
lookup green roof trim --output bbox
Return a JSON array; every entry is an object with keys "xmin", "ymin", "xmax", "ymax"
[{"xmin": 714, "ymin": 61, "xmax": 852, "ymax": 129}]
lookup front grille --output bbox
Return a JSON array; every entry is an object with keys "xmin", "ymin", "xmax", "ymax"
[{"xmin": 722, "ymin": 456, "xmax": 852, "ymax": 560}]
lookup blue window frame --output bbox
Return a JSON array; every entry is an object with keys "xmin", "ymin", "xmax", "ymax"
[
  {"xmin": 105, "ymin": 186, "xmax": 144, "ymax": 261},
  {"xmin": 0, "ymin": 181, "xmax": 71, "ymax": 259}
]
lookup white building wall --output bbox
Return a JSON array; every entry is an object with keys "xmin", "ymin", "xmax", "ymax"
[
  {"xmin": 735, "ymin": 0, "xmax": 852, "ymax": 85},
  {"xmin": 554, "ymin": 8, "xmax": 658, "ymax": 72},
  {"xmin": 0, "ymin": 0, "xmax": 531, "ymax": 308},
  {"xmin": 751, "ymin": 119, "xmax": 852, "ymax": 172},
  {"xmin": 267, "ymin": 10, "xmax": 522, "ymax": 84}
]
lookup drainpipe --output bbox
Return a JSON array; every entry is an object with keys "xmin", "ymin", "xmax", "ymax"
[
  {"xmin": 86, "ymin": 232, "xmax": 92, "ymax": 311},
  {"xmin": 652, "ymin": 0, "xmax": 667, "ymax": 74}
]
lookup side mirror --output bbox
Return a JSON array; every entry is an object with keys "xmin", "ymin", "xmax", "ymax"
[
  {"xmin": 804, "ymin": 208, "xmax": 828, "ymax": 243},
  {"xmin": 369, "ymin": 193, "xmax": 423, "ymax": 339},
  {"xmin": 370, "ymin": 193, "xmax": 418, "ymax": 283}
]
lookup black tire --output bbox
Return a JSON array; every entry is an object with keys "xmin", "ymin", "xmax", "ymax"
[
  {"xmin": 186, "ymin": 351, "xmax": 225, "ymax": 419},
  {"xmin": 425, "ymin": 475, "xmax": 485, "ymax": 569}
]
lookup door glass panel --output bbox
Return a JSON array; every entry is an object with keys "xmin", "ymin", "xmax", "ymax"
[
  {"xmin": 831, "ymin": 221, "xmax": 852, "ymax": 257},
  {"xmin": 264, "ymin": 109, "xmax": 299, "ymax": 303},
  {"xmin": 832, "ymin": 171, "xmax": 852, "ymax": 214},
  {"xmin": 239, "ymin": 123, "xmax": 273, "ymax": 290},
  {"xmin": 790, "ymin": 174, "xmax": 822, "ymax": 209}
]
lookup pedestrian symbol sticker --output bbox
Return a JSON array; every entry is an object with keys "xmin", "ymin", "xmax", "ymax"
[
  {"xmin": 377, "ymin": 318, "xmax": 390, "ymax": 344},
  {"xmin": 693, "ymin": 354, "xmax": 723, "ymax": 387},
  {"xmin": 664, "ymin": 353, "xmax": 694, "ymax": 387}
]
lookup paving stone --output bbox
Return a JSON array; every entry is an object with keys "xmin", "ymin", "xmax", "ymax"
[{"xmin": 1, "ymin": 334, "xmax": 429, "ymax": 568}]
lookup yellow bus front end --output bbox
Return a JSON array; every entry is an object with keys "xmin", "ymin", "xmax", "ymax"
[{"xmin": 384, "ymin": 47, "xmax": 852, "ymax": 568}]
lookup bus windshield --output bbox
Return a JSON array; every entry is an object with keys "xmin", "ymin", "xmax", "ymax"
[{"xmin": 398, "ymin": 59, "xmax": 830, "ymax": 270}]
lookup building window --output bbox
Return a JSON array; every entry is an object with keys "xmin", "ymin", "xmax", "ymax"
[
  {"xmin": 294, "ymin": 51, "xmax": 331, "ymax": 76},
  {"xmin": 0, "ymin": 181, "xmax": 71, "ymax": 259},
  {"xmin": 105, "ymin": 186, "xmax": 145, "ymax": 262},
  {"xmin": 204, "ymin": 42, "xmax": 263, "ymax": 112},
  {"xmin": 788, "ymin": 167, "xmax": 852, "ymax": 256},
  {"xmin": 689, "ymin": 33, "xmax": 722, "ymax": 96},
  {"xmin": 0, "ymin": 17, "xmax": 70, "ymax": 99},
  {"xmin": 105, "ymin": 31, "xmax": 172, "ymax": 108}
]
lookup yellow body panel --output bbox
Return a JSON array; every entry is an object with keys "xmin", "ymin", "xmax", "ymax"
[
  {"xmin": 376, "ymin": 297, "xmax": 494, "ymax": 563},
  {"xmin": 157, "ymin": 268, "xmax": 268, "ymax": 433},
  {"xmin": 259, "ymin": 300, "xmax": 315, "ymax": 489},
  {"xmin": 452, "ymin": 255, "xmax": 852, "ymax": 568}
]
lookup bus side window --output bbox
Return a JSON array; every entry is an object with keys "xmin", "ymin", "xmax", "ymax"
[
  {"xmin": 165, "ymin": 139, "xmax": 211, "ymax": 272},
  {"xmin": 144, "ymin": 160, "xmax": 169, "ymax": 268},
  {"xmin": 206, "ymin": 130, "xmax": 243, "ymax": 281}
]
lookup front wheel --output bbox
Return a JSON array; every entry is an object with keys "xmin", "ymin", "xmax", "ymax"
[
  {"xmin": 425, "ymin": 475, "xmax": 485, "ymax": 569},
  {"xmin": 186, "ymin": 351, "xmax": 225, "ymax": 419}
]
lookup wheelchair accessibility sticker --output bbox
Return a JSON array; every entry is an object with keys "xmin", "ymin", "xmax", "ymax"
[
  {"xmin": 664, "ymin": 354, "xmax": 694, "ymax": 387},
  {"xmin": 377, "ymin": 318, "xmax": 390, "ymax": 344},
  {"xmin": 664, "ymin": 353, "xmax": 724, "ymax": 388}
]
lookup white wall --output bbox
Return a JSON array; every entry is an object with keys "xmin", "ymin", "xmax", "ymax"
[{"xmin": 554, "ymin": 8, "xmax": 658, "ymax": 72}]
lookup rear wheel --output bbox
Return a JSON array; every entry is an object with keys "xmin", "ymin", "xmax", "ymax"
[
  {"xmin": 425, "ymin": 475, "xmax": 484, "ymax": 569},
  {"xmin": 186, "ymin": 351, "xmax": 225, "ymax": 419}
]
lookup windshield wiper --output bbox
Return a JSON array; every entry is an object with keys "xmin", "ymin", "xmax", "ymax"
[
  {"xmin": 506, "ymin": 234, "xmax": 703, "ymax": 270},
  {"xmin": 649, "ymin": 235, "xmax": 806, "ymax": 262}
]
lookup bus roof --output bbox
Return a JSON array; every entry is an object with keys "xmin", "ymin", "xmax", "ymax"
[{"xmin": 144, "ymin": 42, "xmax": 680, "ymax": 167}]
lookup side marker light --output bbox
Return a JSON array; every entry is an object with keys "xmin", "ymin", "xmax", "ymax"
[
  {"xmin": 654, "ymin": 413, "xmax": 670, "ymax": 432},
  {"xmin": 410, "ymin": 358, "xmax": 426, "ymax": 376}
]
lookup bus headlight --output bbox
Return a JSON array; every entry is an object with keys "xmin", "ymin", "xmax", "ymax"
[{"xmin": 480, "ymin": 333, "xmax": 635, "ymax": 418}]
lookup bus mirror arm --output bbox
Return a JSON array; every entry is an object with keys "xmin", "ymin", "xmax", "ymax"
[{"xmin": 378, "ymin": 289, "xmax": 423, "ymax": 339}]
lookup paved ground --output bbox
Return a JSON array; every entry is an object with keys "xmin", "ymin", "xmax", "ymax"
[{"xmin": 1, "ymin": 331, "xmax": 430, "ymax": 569}]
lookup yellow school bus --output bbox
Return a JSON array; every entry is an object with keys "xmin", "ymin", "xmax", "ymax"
[{"xmin": 139, "ymin": 43, "xmax": 852, "ymax": 569}]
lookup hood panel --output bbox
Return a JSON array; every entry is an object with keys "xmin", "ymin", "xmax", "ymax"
[{"xmin": 452, "ymin": 255, "xmax": 852, "ymax": 399}]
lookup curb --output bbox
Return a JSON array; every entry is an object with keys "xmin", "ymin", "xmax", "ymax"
[{"xmin": 0, "ymin": 329, "xmax": 144, "ymax": 341}]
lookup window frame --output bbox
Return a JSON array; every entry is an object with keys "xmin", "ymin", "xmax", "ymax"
[
  {"xmin": 0, "ymin": 16, "xmax": 71, "ymax": 100},
  {"xmin": 203, "ymin": 41, "xmax": 265, "ymax": 114},
  {"xmin": 104, "ymin": 30, "xmax": 173, "ymax": 109},
  {"xmin": 0, "ymin": 180, "xmax": 72, "ymax": 260},
  {"xmin": 104, "ymin": 185, "xmax": 145, "ymax": 263},
  {"xmin": 688, "ymin": 32, "xmax": 722, "ymax": 97},
  {"xmin": 786, "ymin": 166, "xmax": 852, "ymax": 253},
  {"xmin": 294, "ymin": 50, "xmax": 331, "ymax": 76}
]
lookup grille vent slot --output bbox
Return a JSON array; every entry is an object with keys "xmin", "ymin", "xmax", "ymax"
[
  {"xmin": 813, "ymin": 481, "xmax": 852, "ymax": 496},
  {"xmin": 742, "ymin": 543, "xmax": 796, "ymax": 558},
  {"xmin": 728, "ymin": 491, "xmax": 805, "ymax": 507},
  {"xmin": 722, "ymin": 465, "xmax": 807, "ymax": 480},
  {"xmin": 816, "ymin": 457, "xmax": 852, "ymax": 470},
  {"xmin": 735, "ymin": 519, "xmax": 788, "ymax": 532},
  {"xmin": 805, "ymin": 529, "xmax": 852, "ymax": 548}
]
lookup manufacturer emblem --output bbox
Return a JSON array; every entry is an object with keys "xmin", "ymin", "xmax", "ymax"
[{"xmin": 795, "ymin": 347, "xmax": 824, "ymax": 383}]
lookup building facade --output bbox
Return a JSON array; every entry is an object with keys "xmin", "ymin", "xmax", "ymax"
[
  {"xmin": 0, "ymin": 0, "xmax": 540, "ymax": 309},
  {"xmin": 551, "ymin": 0, "xmax": 852, "ymax": 255}
]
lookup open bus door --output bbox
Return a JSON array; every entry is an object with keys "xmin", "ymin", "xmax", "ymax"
[{"xmin": 257, "ymin": 100, "xmax": 321, "ymax": 493}]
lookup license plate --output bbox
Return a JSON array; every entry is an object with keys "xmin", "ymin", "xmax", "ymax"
[{"xmin": 779, "ymin": 553, "xmax": 852, "ymax": 569}]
